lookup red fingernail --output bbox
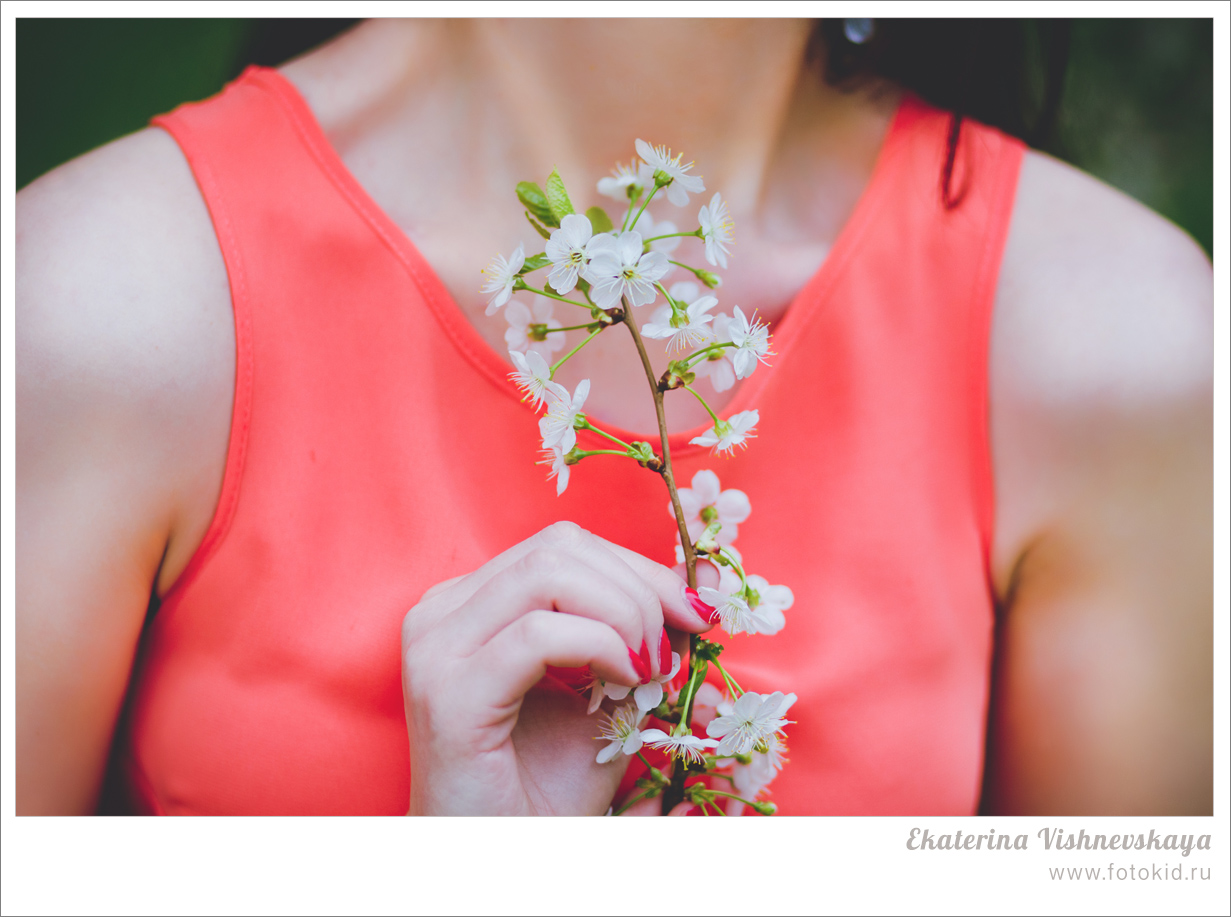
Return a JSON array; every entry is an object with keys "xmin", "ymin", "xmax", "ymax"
[
  {"xmin": 684, "ymin": 587, "xmax": 720, "ymax": 625},
  {"xmin": 638, "ymin": 640, "xmax": 653, "ymax": 684},
  {"xmin": 658, "ymin": 628, "xmax": 672, "ymax": 674},
  {"xmin": 685, "ymin": 804, "xmax": 703, "ymax": 816},
  {"xmin": 628, "ymin": 646, "xmax": 650, "ymax": 683}
]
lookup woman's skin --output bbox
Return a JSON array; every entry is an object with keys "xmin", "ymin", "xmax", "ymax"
[{"xmin": 15, "ymin": 20, "xmax": 1213, "ymax": 815}]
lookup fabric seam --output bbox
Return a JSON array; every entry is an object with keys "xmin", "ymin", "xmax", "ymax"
[
  {"xmin": 966, "ymin": 132, "xmax": 1025, "ymax": 592},
  {"xmin": 152, "ymin": 110, "xmax": 255, "ymax": 604}
]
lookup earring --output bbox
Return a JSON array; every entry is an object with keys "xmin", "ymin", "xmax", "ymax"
[{"xmin": 843, "ymin": 19, "xmax": 874, "ymax": 45}]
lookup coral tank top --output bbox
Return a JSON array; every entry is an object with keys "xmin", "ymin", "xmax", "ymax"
[{"xmin": 119, "ymin": 66, "xmax": 1024, "ymax": 815}]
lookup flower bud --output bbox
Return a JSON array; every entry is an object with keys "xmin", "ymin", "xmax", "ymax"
[
  {"xmin": 695, "ymin": 520, "xmax": 723, "ymax": 554},
  {"xmin": 695, "ymin": 268, "xmax": 722, "ymax": 289}
]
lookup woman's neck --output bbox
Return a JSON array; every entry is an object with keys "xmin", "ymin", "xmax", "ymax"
[
  {"xmin": 464, "ymin": 19, "xmax": 811, "ymax": 211},
  {"xmin": 282, "ymin": 19, "xmax": 901, "ymax": 433}
]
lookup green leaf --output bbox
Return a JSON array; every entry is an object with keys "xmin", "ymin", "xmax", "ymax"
[
  {"xmin": 518, "ymin": 252, "xmax": 551, "ymax": 273},
  {"xmin": 525, "ymin": 211, "xmax": 553, "ymax": 239},
  {"xmin": 584, "ymin": 205, "xmax": 614, "ymax": 233},
  {"xmin": 545, "ymin": 168, "xmax": 575, "ymax": 221},
  {"xmin": 517, "ymin": 182, "xmax": 557, "ymax": 227}
]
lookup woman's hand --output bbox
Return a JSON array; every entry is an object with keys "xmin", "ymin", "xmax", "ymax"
[{"xmin": 401, "ymin": 521, "xmax": 712, "ymax": 815}]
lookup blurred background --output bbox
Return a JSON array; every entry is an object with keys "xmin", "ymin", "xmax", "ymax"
[{"xmin": 16, "ymin": 18, "xmax": 1213, "ymax": 255}]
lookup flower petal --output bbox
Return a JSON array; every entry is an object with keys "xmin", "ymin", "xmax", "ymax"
[
  {"xmin": 596, "ymin": 740, "xmax": 623, "ymax": 764},
  {"xmin": 690, "ymin": 470, "xmax": 721, "ymax": 506},
  {"xmin": 715, "ymin": 488, "xmax": 751, "ymax": 523},
  {"xmin": 634, "ymin": 681, "xmax": 663, "ymax": 712}
]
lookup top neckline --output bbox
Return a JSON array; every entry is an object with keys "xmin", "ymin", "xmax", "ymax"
[{"xmin": 246, "ymin": 65, "xmax": 910, "ymax": 457}]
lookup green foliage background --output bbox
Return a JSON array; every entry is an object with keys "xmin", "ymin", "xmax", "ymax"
[{"xmin": 17, "ymin": 18, "xmax": 1213, "ymax": 255}]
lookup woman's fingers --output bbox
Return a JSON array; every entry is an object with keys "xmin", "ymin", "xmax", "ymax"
[
  {"xmin": 592, "ymin": 536, "xmax": 717, "ymax": 634},
  {"xmin": 468, "ymin": 610, "xmax": 642, "ymax": 709},
  {"xmin": 425, "ymin": 522, "xmax": 714, "ymax": 641},
  {"xmin": 439, "ymin": 550, "xmax": 657, "ymax": 662}
]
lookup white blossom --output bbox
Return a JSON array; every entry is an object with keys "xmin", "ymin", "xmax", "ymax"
[
  {"xmin": 595, "ymin": 703, "xmax": 647, "ymax": 764},
  {"xmin": 544, "ymin": 213, "xmax": 594, "ymax": 295},
  {"xmin": 728, "ymin": 306, "xmax": 773, "ymax": 379},
  {"xmin": 538, "ymin": 443, "xmax": 571, "ymax": 496},
  {"xmin": 538, "ymin": 379, "xmax": 590, "ymax": 454},
  {"xmin": 631, "ymin": 651, "xmax": 681, "ymax": 713},
  {"xmin": 639, "ymin": 728, "xmax": 718, "ymax": 765},
  {"xmin": 692, "ymin": 312, "xmax": 738, "ymax": 393},
  {"xmin": 504, "ymin": 297, "xmax": 566, "ymax": 360},
  {"xmin": 673, "ymin": 469, "xmax": 751, "ymax": 545},
  {"xmin": 508, "ymin": 349, "xmax": 566, "ymax": 411},
  {"xmin": 480, "ymin": 245, "xmax": 524, "ymax": 315},
  {"xmin": 718, "ymin": 567, "xmax": 793, "ymax": 636},
  {"xmin": 690, "ymin": 409, "xmax": 759, "ymax": 453},
  {"xmin": 584, "ymin": 231, "xmax": 669, "ymax": 309},
  {"xmin": 697, "ymin": 584, "xmax": 774, "ymax": 636},
  {"xmin": 728, "ymin": 733, "xmax": 789, "ymax": 815},
  {"xmin": 584, "ymin": 673, "xmax": 634, "ymax": 714},
  {"xmin": 705, "ymin": 691, "xmax": 797, "ymax": 758},
  {"xmin": 597, "ymin": 160, "xmax": 653, "ymax": 201},
  {"xmin": 635, "ymin": 139, "xmax": 706, "ymax": 207},
  {"xmin": 697, "ymin": 192, "xmax": 734, "ymax": 268},
  {"xmin": 641, "ymin": 295, "xmax": 718, "ymax": 353},
  {"xmin": 591, "ymin": 651, "xmax": 681, "ymax": 715}
]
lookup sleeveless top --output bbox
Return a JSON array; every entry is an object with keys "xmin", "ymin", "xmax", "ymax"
[{"xmin": 119, "ymin": 66, "xmax": 1024, "ymax": 815}]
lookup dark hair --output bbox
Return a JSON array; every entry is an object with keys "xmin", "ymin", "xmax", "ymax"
[{"xmin": 810, "ymin": 19, "xmax": 1071, "ymax": 208}]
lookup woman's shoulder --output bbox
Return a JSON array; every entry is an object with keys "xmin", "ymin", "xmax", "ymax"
[
  {"xmin": 17, "ymin": 125, "xmax": 235, "ymax": 592},
  {"xmin": 996, "ymin": 149, "xmax": 1212, "ymax": 413},
  {"xmin": 989, "ymin": 148, "xmax": 1212, "ymax": 586}
]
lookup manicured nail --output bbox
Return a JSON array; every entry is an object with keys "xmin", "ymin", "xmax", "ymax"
[
  {"xmin": 658, "ymin": 628, "xmax": 672, "ymax": 674},
  {"xmin": 628, "ymin": 646, "xmax": 651, "ymax": 683},
  {"xmin": 685, "ymin": 804, "xmax": 703, "ymax": 816},
  {"xmin": 683, "ymin": 586, "xmax": 720, "ymax": 625},
  {"xmin": 638, "ymin": 639, "xmax": 653, "ymax": 684}
]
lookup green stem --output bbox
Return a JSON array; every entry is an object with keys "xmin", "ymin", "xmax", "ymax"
[
  {"xmin": 627, "ymin": 185, "xmax": 660, "ymax": 234},
  {"xmin": 578, "ymin": 420, "xmax": 633, "ymax": 451},
  {"xmin": 621, "ymin": 186, "xmax": 644, "ymax": 232},
  {"xmin": 573, "ymin": 448, "xmax": 632, "ymax": 459},
  {"xmin": 516, "ymin": 282, "xmax": 592, "ymax": 310},
  {"xmin": 643, "ymin": 229, "xmax": 703, "ymax": 244},
  {"xmin": 704, "ymin": 788, "xmax": 764, "ymax": 809},
  {"xmin": 682, "ymin": 341, "xmax": 736, "ymax": 369},
  {"xmin": 711, "ymin": 658, "xmax": 744, "ymax": 697},
  {"xmin": 551, "ymin": 321, "xmax": 603, "ymax": 333},
  {"xmin": 673, "ymin": 654, "xmax": 709, "ymax": 737},
  {"xmin": 550, "ymin": 328, "xmax": 604, "ymax": 376},
  {"xmin": 717, "ymin": 547, "xmax": 748, "ymax": 590},
  {"xmin": 612, "ymin": 789, "xmax": 654, "ymax": 817},
  {"xmin": 682, "ymin": 385, "xmax": 722, "ymax": 426}
]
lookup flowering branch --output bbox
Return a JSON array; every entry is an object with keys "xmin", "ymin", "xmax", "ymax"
[{"xmin": 485, "ymin": 140, "xmax": 794, "ymax": 818}]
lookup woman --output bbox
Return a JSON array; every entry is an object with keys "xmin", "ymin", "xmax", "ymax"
[{"xmin": 15, "ymin": 19, "xmax": 1212, "ymax": 815}]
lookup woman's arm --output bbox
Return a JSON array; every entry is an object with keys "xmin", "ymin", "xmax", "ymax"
[
  {"xmin": 983, "ymin": 150, "xmax": 1213, "ymax": 814},
  {"xmin": 16, "ymin": 128, "xmax": 235, "ymax": 814}
]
